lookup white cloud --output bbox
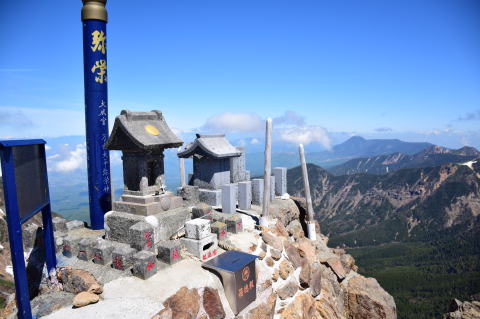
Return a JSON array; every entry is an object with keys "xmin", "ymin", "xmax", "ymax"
[
  {"xmin": 250, "ymin": 138, "xmax": 260, "ymax": 145},
  {"xmin": 273, "ymin": 110, "xmax": 306, "ymax": 127},
  {"xmin": 47, "ymin": 154, "xmax": 60, "ymax": 160},
  {"xmin": 237, "ymin": 140, "xmax": 246, "ymax": 147},
  {"xmin": 201, "ymin": 112, "xmax": 264, "ymax": 133},
  {"xmin": 278, "ymin": 126, "xmax": 331, "ymax": 149},
  {"xmin": 52, "ymin": 144, "xmax": 87, "ymax": 172},
  {"xmin": 45, "ymin": 145, "xmax": 51, "ymax": 150}
]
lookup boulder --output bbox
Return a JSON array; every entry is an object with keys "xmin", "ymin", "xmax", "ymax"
[
  {"xmin": 72, "ymin": 291, "xmax": 100, "ymax": 308},
  {"xmin": 57, "ymin": 267, "xmax": 103, "ymax": 294},
  {"xmin": 286, "ymin": 220, "xmax": 305, "ymax": 240},
  {"xmin": 269, "ymin": 198, "xmax": 300, "ymax": 226},
  {"xmin": 262, "ymin": 231, "xmax": 283, "ymax": 251},
  {"xmin": 297, "ymin": 239, "xmax": 316, "ymax": 264},
  {"xmin": 346, "ymin": 275, "xmax": 397, "ymax": 319},
  {"xmin": 203, "ymin": 287, "xmax": 225, "ymax": 319},
  {"xmin": 284, "ymin": 242, "xmax": 305, "ymax": 269},
  {"xmin": 326, "ymin": 257, "xmax": 347, "ymax": 281}
]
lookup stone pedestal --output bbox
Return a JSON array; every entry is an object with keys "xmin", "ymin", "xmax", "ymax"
[
  {"xmin": 238, "ymin": 181, "xmax": 252, "ymax": 210},
  {"xmin": 226, "ymin": 215, "xmax": 243, "ymax": 234},
  {"xmin": 78, "ymin": 238, "xmax": 99, "ymax": 261},
  {"xmin": 113, "ymin": 191, "xmax": 184, "ymax": 216}
]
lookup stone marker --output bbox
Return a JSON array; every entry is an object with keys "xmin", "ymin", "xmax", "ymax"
[
  {"xmin": 262, "ymin": 118, "xmax": 272, "ymax": 225},
  {"xmin": 199, "ymin": 189, "xmax": 222, "ymax": 206},
  {"xmin": 181, "ymin": 234, "xmax": 218, "ymax": 261},
  {"xmin": 211, "ymin": 221, "xmax": 228, "ymax": 241},
  {"xmin": 129, "ymin": 221, "xmax": 155, "ymax": 252},
  {"xmin": 112, "ymin": 244, "xmax": 137, "ymax": 270},
  {"xmin": 157, "ymin": 240, "xmax": 182, "ymax": 265},
  {"xmin": 221, "ymin": 184, "xmax": 236, "ymax": 214},
  {"xmin": 273, "ymin": 167, "xmax": 287, "ymax": 196},
  {"xmin": 132, "ymin": 251, "xmax": 157, "ymax": 280},
  {"xmin": 270, "ymin": 175, "xmax": 275, "ymax": 202},
  {"xmin": 185, "ymin": 219, "xmax": 211, "ymax": 240},
  {"xmin": 62, "ymin": 236, "xmax": 81, "ymax": 258},
  {"xmin": 52, "ymin": 217, "xmax": 67, "ymax": 233},
  {"xmin": 225, "ymin": 215, "xmax": 243, "ymax": 234},
  {"xmin": 251, "ymin": 178, "xmax": 264, "ymax": 206},
  {"xmin": 77, "ymin": 238, "xmax": 99, "ymax": 261},
  {"xmin": 238, "ymin": 181, "xmax": 252, "ymax": 210},
  {"xmin": 93, "ymin": 239, "xmax": 114, "ymax": 265}
]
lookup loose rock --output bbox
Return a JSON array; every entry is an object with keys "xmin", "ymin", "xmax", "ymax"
[
  {"xmin": 57, "ymin": 267, "xmax": 103, "ymax": 294},
  {"xmin": 277, "ymin": 281, "xmax": 298, "ymax": 300},
  {"xmin": 279, "ymin": 260, "xmax": 294, "ymax": 280},
  {"xmin": 163, "ymin": 286, "xmax": 200, "ymax": 319},
  {"xmin": 203, "ymin": 287, "xmax": 225, "ymax": 319},
  {"xmin": 72, "ymin": 291, "xmax": 100, "ymax": 308}
]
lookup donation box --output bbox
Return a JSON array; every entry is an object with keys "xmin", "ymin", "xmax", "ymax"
[{"xmin": 202, "ymin": 250, "xmax": 257, "ymax": 314}]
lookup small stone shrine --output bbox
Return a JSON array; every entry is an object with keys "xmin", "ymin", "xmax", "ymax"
[
  {"xmin": 178, "ymin": 134, "xmax": 250, "ymax": 189},
  {"xmin": 178, "ymin": 134, "xmax": 250, "ymax": 206},
  {"xmin": 105, "ymin": 110, "xmax": 184, "ymax": 215}
]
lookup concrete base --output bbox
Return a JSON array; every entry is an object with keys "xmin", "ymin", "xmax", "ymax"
[
  {"xmin": 93, "ymin": 240, "xmax": 114, "ymax": 265},
  {"xmin": 62, "ymin": 236, "xmax": 81, "ymax": 258},
  {"xmin": 181, "ymin": 234, "xmax": 218, "ymax": 261},
  {"xmin": 199, "ymin": 189, "xmax": 222, "ymax": 206}
]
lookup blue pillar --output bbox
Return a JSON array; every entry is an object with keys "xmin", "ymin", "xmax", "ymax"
[{"xmin": 82, "ymin": 0, "xmax": 111, "ymax": 229}]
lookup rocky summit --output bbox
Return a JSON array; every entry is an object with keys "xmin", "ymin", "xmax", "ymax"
[{"xmin": 0, "ymin": 198, "xmax": 396, "ymax": 319}]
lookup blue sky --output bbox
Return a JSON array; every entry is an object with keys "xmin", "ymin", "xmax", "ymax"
[{"xmin": 1, "ymin": 0, "xmax": 480, "ymax": 150}]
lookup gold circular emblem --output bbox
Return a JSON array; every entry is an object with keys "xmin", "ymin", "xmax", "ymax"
[
  {"xmin": 145, "ymin": 125, "xmax": 159, "ymax": 136},
  {"xmin": 242, "ymin": 267, "xmax": 250, "ymax": 281}
]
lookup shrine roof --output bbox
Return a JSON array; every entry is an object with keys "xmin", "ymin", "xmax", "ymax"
[
  {"xmin": 177, "ymin": 134, "xmax": 242, "ymax": 158},
  {"xmin": 105, "ymin": 110, "xmax": 183, "ymax": 151}
]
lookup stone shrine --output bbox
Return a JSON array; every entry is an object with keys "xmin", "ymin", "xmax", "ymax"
[
  {"xmin": 105, "ymin": 110, "xmax": 184, "ymax": 215},
  {"xmin": 177, "ymin": 134, "xmax": 250, "ymax": 189}
]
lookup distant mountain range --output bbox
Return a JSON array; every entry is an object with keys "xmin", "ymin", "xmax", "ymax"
[
  {"xmin": 246, "ymin": 135, "xmax": 436, "ymax": 177},
  {"xmin": 327, "ymin": 145, "xmax": 480, "ymax": 176},
  {"xmin": 287, "ymin": 161, "xmax": 480, "ymax": 247}
]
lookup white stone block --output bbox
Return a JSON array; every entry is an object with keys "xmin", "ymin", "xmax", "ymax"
[
  {"xmin": 185, "ymin": 219, "xmax": 211, "ymax": 240},
  {"xmin": 238, "ymin": 181, "xmax": 252, "ymax": 210}
]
